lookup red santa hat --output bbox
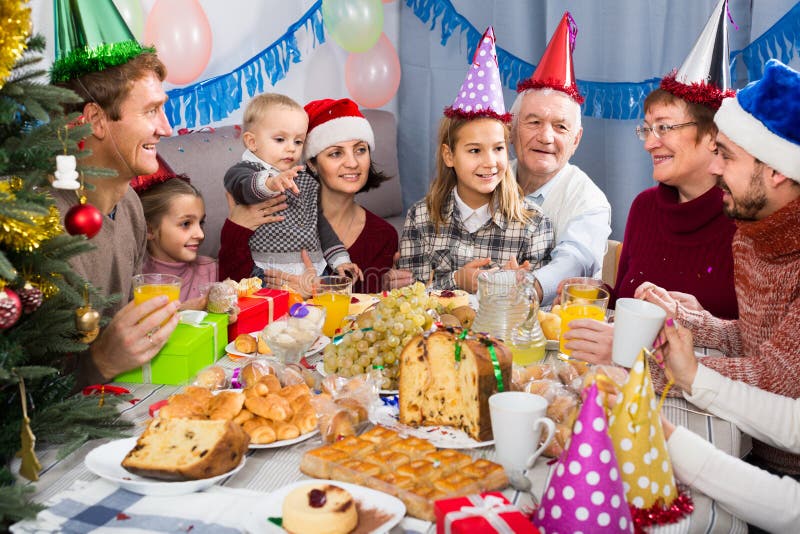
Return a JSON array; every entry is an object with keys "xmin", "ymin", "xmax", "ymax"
[
  {"xmin": 303, "ymin": 98, "xmax": 375, "ymax": 161},
  {"xmin": 517, "ymin": 11, "xmax": 584, "ymax": 104}
]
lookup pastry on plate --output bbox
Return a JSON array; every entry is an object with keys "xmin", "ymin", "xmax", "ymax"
[
  {"xmin": 121, "ymin": 418, "xmax": 249, "ymax": 481},
  {"xmin": 282, "ymin": 482, "xmax": 358, "ymax": 534}
]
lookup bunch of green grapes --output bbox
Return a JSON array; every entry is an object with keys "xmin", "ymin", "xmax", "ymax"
[{"xmin": 322, "ymin": 282, "xmax": 434, "ymax": 388}]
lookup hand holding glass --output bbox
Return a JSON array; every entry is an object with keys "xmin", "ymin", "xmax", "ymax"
[
  {"xmin": 559, "ymin": 284, "xmax": 610, "ymax": 357},
  {"xmin": 132, "ymin": 274, "xmax": 181, "ymax": 305}
]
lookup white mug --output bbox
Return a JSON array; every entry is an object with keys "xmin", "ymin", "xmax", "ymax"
[
  {"xmin": 612, "ymin": 298, "xmax": 667, "ymax": 368},
  {"xmin": 489, "ymin": 392, "xmax": 555, "ymax": 472}
]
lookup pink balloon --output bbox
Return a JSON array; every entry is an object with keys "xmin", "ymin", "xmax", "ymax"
[
  {"xmin": 144, "ymin": 0, "xmax": 212, "ymax": 85},
  {"xmin": 345, "ymin": 33, "xmax": 401, "ymax": 109}
]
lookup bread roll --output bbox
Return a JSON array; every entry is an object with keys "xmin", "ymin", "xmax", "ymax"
[
  {"xmin": 245, "ymin": 393, "xmax": 293, "ymax": 421},
  {"xmin": 243, "ymin": 418, "xmax": 277, "ymax": 444},
  {"xmin": 193, "ymin": 366, "xmax": 227, "ymax": 390},
  {"xmin": 239, "ymin": 361, "xmax": 271, "ymax": 388},
  {"xmin": 291, "ymin": 404, "xmax": 318, "ymax": 434},
  {"xmin": 208, "ymin": 390, "xmax": 245, "ymax": 420},
  {"xmin": 234, "ymin": 334, "xmax": 257, "ymax": 354}
]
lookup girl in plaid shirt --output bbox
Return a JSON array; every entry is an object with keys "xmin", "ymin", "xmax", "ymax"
[{"xmin": 397, "ymin": 27, "xmax": 554, "ymax": 292}]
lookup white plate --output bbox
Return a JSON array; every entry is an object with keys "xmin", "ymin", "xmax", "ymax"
[
  {"xmin": 314, "ymin": 362, "xmax": 399, "ymax": 396},
  {"xmin": 85, "ymin": 438, "xmax": 245, "ymax": 496},
  {"xmin": 240, "ymin": 479, "xmax": 405, "ymax": 534},
  {"xmin": 250, "ymin": 429, "xmax": 320, "ymax": 449},
  {"xmin": 225, "ymin": 333, "xmax": 330, "ymax": 359},
  {"xmin": 370, "ymin": 402, "xmax": 494, "ymax": 449}
]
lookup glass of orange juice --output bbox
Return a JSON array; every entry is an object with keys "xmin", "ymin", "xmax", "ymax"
[
  {"xmin": 559, "ymin": 283, "xmax": 610, "ymax": 358},
  {"xmin": 309, "ymin": 275, "xmax": 352, "ymax": 337},
  {"xmin": 132, "ymin": 273, "xmax": 182, "ymax": 305}
]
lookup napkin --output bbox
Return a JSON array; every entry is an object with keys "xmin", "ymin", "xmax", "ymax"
[{"xmin": 11, "ymin": 479, "xmax": 269, "ymax": 533}]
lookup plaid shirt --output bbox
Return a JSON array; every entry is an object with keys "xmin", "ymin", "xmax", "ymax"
[{"xmin": 398, "ymin": 191, "xmax": 554, "ymax": 289}]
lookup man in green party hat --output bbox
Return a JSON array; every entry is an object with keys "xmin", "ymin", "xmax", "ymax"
[{"xmin": 48, "ymin": 0, "xmax": 179, "ymax": 388}]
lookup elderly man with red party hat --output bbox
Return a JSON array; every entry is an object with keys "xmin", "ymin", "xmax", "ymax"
[{"xmin": 509, "ymin": 12, "xmax": 612, "ymax": 305}]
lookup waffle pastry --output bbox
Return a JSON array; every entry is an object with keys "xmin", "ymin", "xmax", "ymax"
[{"xmin": 299, "ymin": 425, "xmax": 508, "ymax": 521}]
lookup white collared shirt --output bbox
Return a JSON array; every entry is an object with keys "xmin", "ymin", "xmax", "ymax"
[{"xmin": 453, "ymin": 188, "xmax": 492, "ymax": 233}]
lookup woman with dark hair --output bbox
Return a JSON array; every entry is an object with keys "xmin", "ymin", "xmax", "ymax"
[{"xmin": 218, "ymin": 98, "xmax": 398, "ymax": 294}]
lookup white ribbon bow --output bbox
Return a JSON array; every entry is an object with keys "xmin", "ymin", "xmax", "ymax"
[{"xmin": 443, "ymin": 494, "xmax": 519, "ymax": 534}]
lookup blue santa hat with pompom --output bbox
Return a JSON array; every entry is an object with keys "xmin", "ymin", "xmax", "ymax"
[{"xmin": 714, "ymin": 59, "xmax": 800, "ymax": 182}]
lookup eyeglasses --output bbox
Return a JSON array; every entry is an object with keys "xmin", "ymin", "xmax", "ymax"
[{"xmin": 635, "ymin": 121, "xmax": 697, "ymax": 141}]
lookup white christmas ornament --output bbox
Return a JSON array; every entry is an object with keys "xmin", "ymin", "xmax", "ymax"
[{"xmin": 52, "ymin": 155, "xmax": 80, "ymax": 190}]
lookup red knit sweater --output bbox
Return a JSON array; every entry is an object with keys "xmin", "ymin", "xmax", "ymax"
[
  {"xmin": 614, "ymin": 184, "xmax": 738, "ymax": 319},
  {"xmin": 653, "ymin": 196, "xmax": 800, "ymax": 474},
  {"xmin": 217, "ymin": 208, "xmax": 397, "ymax": 294}
]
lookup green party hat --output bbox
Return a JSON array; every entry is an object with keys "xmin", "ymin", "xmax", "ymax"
[{"xmin": 50, "ymin": 0, "xmax": 154, "ymax": 83}]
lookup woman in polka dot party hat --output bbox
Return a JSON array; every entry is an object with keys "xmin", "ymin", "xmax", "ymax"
[
  {"xmin": 536, "ymin": 382, "xmax": 633, "ymax": 533},
  {"xmin": 609, "ymin": 349, "xmax": 693, "ymax": 526},
  {"xmin": 397, "ymin": 26, "xmax": 554, "ymax": 292}
]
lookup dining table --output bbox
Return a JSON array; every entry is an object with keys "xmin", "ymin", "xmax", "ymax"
[{"xmin": 11, "ymin": 348, "xmax": 749, "ymax": 533}]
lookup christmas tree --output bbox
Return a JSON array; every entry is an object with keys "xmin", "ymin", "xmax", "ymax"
[{"xmin": 0, "ymin": 17, "xmax": 131, "ymax": 526}]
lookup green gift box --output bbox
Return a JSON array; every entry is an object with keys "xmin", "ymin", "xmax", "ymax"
[{"xmin": 115, "ymin": 312, "xmax": 228, "ymax": 385}]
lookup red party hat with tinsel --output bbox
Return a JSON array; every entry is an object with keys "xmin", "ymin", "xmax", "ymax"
[
  {"xmin": 517, "ymin": 12, "xmax": 583, "ymax": 104},
  {"xmin": 444, "ymin": 26, "xmax": 510, "ymax": 122},
  {"xmin": 659, "ymin": 0, "xmax": 735, "ymax": 110},
  {"xmin": 130, "ymin": 154, "xmax": 189, "ymax": 194},
  {"xmin": 608, "ymin": 350, "xmax": 693, "ymax": 530},
  {"xmin": 536, "ymin": 383, "xmax": 633, "ymax": 533}
]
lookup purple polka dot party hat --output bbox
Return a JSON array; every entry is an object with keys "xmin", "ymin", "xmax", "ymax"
[
  {"xmin": 536, "ymin": 382, "xmax": 633, "ymax": 533},
  {"xmin": 444, "ymin": 26, "xmax": 511, "ymax": 122}
]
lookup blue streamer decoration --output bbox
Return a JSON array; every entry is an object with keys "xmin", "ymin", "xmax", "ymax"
[
  {"xmin": 731, "ymin": 2, "xmax": 800, "ymax": 82},
  {"xmin": 164, "ymin": 0, "xmax": 325, "ymax": 128},
  {"xmin": 161, "ymin": 0, "xmax": 798, "ymax": 127},
  {"xmin": 404, "ymin": 0, "xmax": 800, "ymax": 120}
]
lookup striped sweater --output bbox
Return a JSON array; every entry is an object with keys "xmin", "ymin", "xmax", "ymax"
[{"xmin": 653, "ymin": 196, "xmax": 800, "ymax": 474}]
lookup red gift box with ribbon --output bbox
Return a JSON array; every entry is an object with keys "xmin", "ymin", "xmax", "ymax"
[
  {"xmin": 434, "ymin": 492, "xmax": 539, "ymax": 534},
  {"xmin": 228, "ymin": 288, "xmax": 289, "ymax": 340}
]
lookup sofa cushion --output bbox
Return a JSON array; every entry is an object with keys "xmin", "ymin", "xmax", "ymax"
[{"xmin": 156, "ymin": 110, "xmax": 403, "ymax": 258}]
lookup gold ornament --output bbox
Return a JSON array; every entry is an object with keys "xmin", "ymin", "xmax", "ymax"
[
  {"xmin": 0, "ymin": 0, "xmax": 32, "ymax": 90},
  {"xmin": 0, "ymin": 204, "xmax": 63, "ymax": 252},
  {"xmin": 27, "ymin": 273, "xmax": 59, "ymax": 299},
  {"xmin": 76, "ymin": 285, "xmax": 100, "ymax": 343},
  {"xmin": 16, "ymin": 376, "xmax": 42, "ymax": 481}
]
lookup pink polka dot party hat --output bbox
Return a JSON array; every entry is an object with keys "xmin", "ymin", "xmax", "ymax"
[
  {"xmin": 608, "ymin": 349, "xmax": 693, "ymax": 528},
  {"xmin": 444, "ymin": 26, "xmax": 511, "ymax": 122},
  {"xmin": 536, "ymin": 382, "xmax": 633, "ymax": 533}
]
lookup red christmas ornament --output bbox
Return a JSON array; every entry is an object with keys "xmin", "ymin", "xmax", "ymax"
[
  {"xmin": 0, "ymin": 288, "xmax": 22, "ymax": 329},
  {"xmin": 18, "ymin": 283, "xmax": 44, "ymax": 314},
  {"xmin": 65, "ymin": 202, "xmax": 103, "ymax": 238}
]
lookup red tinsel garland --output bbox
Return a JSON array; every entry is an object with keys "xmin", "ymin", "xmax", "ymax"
[
  {"xmin": 629, "ymin": 491, "xmax": 694, "ymax": 533},
  {"xmin": 443, "ymin": 106, "xmax": 512, "ymax": 123},
  {"xmin": 660, "ymin": 72, "xmax": 736, "ymax": 110},
  {"xmin": 516, "ymin": 77, "xmax": 585, "ymax": 104}
]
